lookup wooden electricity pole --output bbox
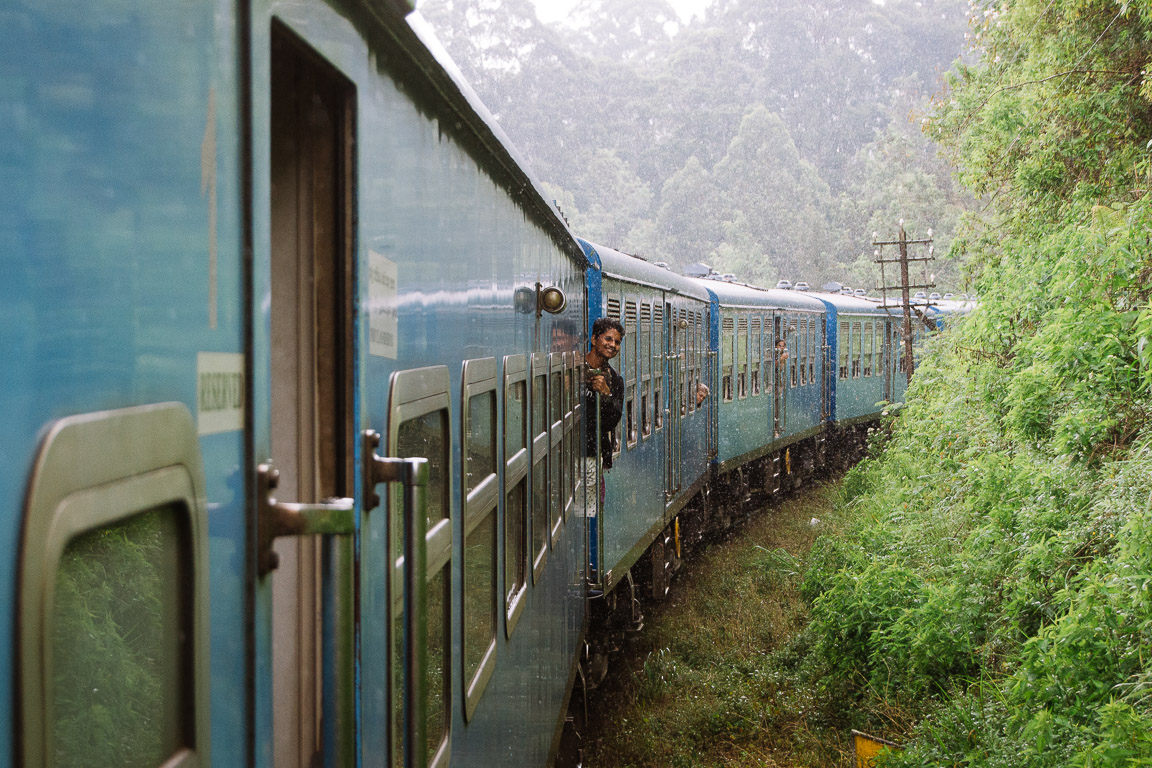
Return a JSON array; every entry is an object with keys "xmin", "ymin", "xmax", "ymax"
[{"xmin": 873, "ymin": 223, "xmax": 934, "ymax": 385}]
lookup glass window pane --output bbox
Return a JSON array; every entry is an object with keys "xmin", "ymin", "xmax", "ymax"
[
  {"xmin": 532, "ymin": 375, "xmax": 546, "ymax": 440},
  {"xmin": 550, "ymin": 371, "xmax": 562, "ymax": 426},
  {"xmin": 426, "ymin": 569, "xmax": 448, "ymax": 758},
  {"xmin": 505, "ymin": 380, "xmax": 526, "ymax": 461},
  {"xmin": 505, "ymin": 479, "xmax": 526, "ymax": 605},
  {"xmin": 51, "ymin": 506, "xmax": 190, "ymax": 768},
  {"xmin": 463, "ymin": 514, "xmax": 495, "ymax": 684},
  {"xmin": 467, "ymin": 391, "xmax": 496, "ymax": 494},
  {"xmin": 397, "ymin": 411, "xmax": 447, "ymax": 529},
  {"xmin": 532, "ymin": 458, "xmax": 547, "ymax": 558}
]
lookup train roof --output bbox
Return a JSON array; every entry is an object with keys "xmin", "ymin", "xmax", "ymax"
[
  {"xmin": 810, "ymin": 292, "xmax": 891, "ymax": 315},
  {"xmin": 580, "ymin": 240, "xmax": 712, "ymax": 302},
  {"xmin": 691, "ymin": 278, "xmax": 827, "ymax": 312}
]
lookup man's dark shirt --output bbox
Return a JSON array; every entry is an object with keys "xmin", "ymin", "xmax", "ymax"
[{"xmin": 584, "ymin": 364, "xmax": 624, "ymax": 469}]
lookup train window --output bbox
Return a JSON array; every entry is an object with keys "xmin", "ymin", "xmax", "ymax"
[
  {"xmin": 18, "ymin": 404, "xmax": 209, "ymax": 768},
  {"xmin": 751, "ymin": 318, "xmax": 761, "ymax": 396},
  {"xmin": 625, "ymin": 301, "xmax": 638, "ymax": 385},
  {"xmin": 394, "ymin": 404, "xmax": 451, "ymax": 765},
  {"xmin": 641, "ymin": 380, "xmax": 652, "ymax": 437},
  {"xmin": 876, "ymin": 323, "xmax": 886, "ymax": 379},
  {"xmin": 531, "ymin": 356, "xmax": 548, "ymax": 580},
  {"xmin": 790, "ymin": 321, "xmax": 798, "ymax": 388},
  {"xmin": 798, "ymin": 319, "xmax": 807, "ymax": 386},
  {"xmin": 654, "ymin": 304, "xmax": 664, "ymax": 430},
  {"xmin": 811, "ymin": 317, "xmax": 820, "ymax": 382},
  {"xmin": 641, "ymin": 304, "xmax": 651, "ymax": 382},
  {"xmin": 737, "ymin": 317, "xmax": 748, "ymax": 398},
  {"xmin": 839, "ymin": 322, "xmax": 850, "ymax": 380},
  {"xmin": 863, "ymin": 321, "xmax": 874, "ymax": 377},
  {"xmin": 549, "ymin": 357, "xmax": 564, "ymax": 543},
  {"xmin": 852, "ymin": 321, "xmax": 863, "ymax": 378},
  {"xmin": 722, "ymin": 316, "xmax": 734, "ymax": 401},
  {"xmin": 462, "ymin": 359, "xmax": 498, "ymax": 719},
  {"xmin": 626, "ymin": 383, "xmax": 638, "ymax": 447},
  {"xmin": 503, "ymin": 355, "xmax": 529, "ymax": 635}
]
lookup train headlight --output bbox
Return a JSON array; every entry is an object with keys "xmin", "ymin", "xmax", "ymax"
[{"xmin": 537, "ymin": 284, "xmax": 566, "ymax": 315}]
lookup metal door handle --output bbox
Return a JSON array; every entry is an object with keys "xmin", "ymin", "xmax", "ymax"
[{"xmin": 256, "ymin": 462, "xmax": 354, "ymax": 576}]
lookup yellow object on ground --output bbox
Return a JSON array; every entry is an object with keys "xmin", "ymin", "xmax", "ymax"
[{"xmin": 852, "ymin": 729, "xmax": 901, "ymax": 767}]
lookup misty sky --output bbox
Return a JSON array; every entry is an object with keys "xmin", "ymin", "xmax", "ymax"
[{"xmin": 529, "ymin": 0, "xmax": 713, "ymax": 23}]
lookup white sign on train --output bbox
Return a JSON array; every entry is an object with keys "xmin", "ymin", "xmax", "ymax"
[
  {"xmin": 197, "ymin": 352, "xmax": 245, "ymax": 434},
  {"xmin": 369, "ymin": 249, "xmax": 398, "ymax": 359}
]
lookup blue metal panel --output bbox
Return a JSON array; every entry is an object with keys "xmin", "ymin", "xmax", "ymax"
[{"xmin": 1, "ymin": 1, "xmax": 248, "ymax": 761}]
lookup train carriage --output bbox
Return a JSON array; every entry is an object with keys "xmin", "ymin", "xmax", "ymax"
[
  {"xmin": 579, "ymin": 241, "xmax": 713, "ymax": 597},
  {"xmin": 699, "ymin": 281, "xmax": 828, "ymax": 475},
  {"xmin": 814, "ymin": 293, "xmax": 897, "ymax": 426},
  {"xmin": 4, "ymin": 3, "xmax": 590, "ymax": 767}
]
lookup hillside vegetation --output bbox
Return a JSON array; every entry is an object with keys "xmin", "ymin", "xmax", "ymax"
[{"xmin": 800, "ymin": 2, "xmax": 1152, "ymax": 764}]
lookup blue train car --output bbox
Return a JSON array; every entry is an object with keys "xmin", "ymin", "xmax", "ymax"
[
  {"xmin": 699, "ymin": 281, "xmax": 827, "ymax": 472},
  {"xmin": 4, "ymin": 3, "xmax": 589, "ymax": 767},
  {"xmin": 815, "ymin": 293, "xmax": 897, "ymax": 426},
  {"xmin": 580, "ymin": 241, "xmax": 713, "ymax": 596}
]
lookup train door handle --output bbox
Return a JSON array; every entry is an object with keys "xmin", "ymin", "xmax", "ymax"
[
  {"xmin": 255, "ymin": 462, "xmax": 354, "ymax": 576},
  {"xmin": 361, "ymin": 429, "xmax": 431, "ymax": 768}
]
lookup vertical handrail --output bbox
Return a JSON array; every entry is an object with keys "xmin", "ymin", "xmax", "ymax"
[{"xmin": 363, "ymin": 430, "xmax": 430, "ymax": 768}]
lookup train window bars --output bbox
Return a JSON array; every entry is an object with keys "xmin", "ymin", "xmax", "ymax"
[
  {"xmin": 751, "ymin": 317, "xmax": 762, "ymax": 396},
  {"xmin": 863, "ymin": 320, "xmax": 874, "ymax": 377},
  {"xmin": 722, "ymin": 315, "xmax": 734, "ymax": 401},
  {"xmin": 462, "ymin": 358, "xmax": 498, "ymax": 720},
  {"xmin": 503, "ymin": 355, "xmax": 529, "ymax": 636},
  {"xmin": 737, "ymin": 316, "xmax": 748, "ymax": 398},
  {"xmin": 549, "ymin": 353, "xmax": 565, "ymax": 544},
  {"xmin": 530, "ymin": 354, "xmax": 549, "ymax": 581},
  {"xmin": 790, "ymin": 320, "xmax": 798, "ymax": 388},
  {"xmin": 389, "ymin": 365, "xmax": 452, "ymax": 768},
  {"xmin": 18, "ymin": 403, "xmax": 210, "ymax": 768},
  {"xmin": 852, "ymin": 321, "xmax": 863, "ymax": 378},
  {"xmin": 811, "ymin": 317, "xmax": 820, "ymax": 382},
  {"xmin": 839, "ymin": 320, "xmax": 850, "ymax": 380}
]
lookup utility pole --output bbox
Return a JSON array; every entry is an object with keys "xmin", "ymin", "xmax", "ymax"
[{"xmin": 873, "ymin": 222, "xmax": 934, "ymax": 385}]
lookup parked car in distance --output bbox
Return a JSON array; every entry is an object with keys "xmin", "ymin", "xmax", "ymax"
[
  {"xmin": 775, "ymin": 279, "xmax": 793, "ymax": 289},
  {"xmin": 795, "ymin": 281, "xmax": 810, "ymax": 291}
]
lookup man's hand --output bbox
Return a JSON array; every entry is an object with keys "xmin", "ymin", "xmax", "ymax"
[{"xmin": 588, "ymin": 373, "xmax": 610, "ymax": 396}]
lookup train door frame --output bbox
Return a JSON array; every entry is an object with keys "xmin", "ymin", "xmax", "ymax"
[{"xmin": 266, "ymin": 24, "xmax": 357, "ymax": 766}]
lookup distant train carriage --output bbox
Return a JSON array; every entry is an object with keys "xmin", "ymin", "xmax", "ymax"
[
  {"xmin": 698, "ymin": 280, "xmax": 828, "ymax": 493},
  {"xmin": 579, "ymin": 240, "xmax": 713, "ymax": 596},
  {"xmin": 815, "ymin": 293, "xmax": 897, "ymax": 425}
]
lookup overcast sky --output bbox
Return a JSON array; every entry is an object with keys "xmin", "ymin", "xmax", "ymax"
[{"xmin": 530, "ymin": 0, "xmax": 713, "ymax": 23}]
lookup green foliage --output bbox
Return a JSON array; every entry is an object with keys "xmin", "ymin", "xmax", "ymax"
[{"xmin": 797, "ymin": 2, "xmax": 1152, "ymax": 763}]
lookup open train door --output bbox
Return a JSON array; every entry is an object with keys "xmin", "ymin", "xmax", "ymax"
[{"xmin": 257, "ymin": 21, "xmax": 431, "ymax": 768}]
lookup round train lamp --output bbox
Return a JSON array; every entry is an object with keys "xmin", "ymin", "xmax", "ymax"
[{"xmin": 537, "ymin": 284, "xmax": 566, "ymax": 315}]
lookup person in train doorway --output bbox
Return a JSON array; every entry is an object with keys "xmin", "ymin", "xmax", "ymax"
[
  {"xmin": 695, "ymin": 382, "xmax": 710, "ymax": 407},
  {"xmin": 581, "ymin": 317, "xmax": 624, "ymax": 587}
]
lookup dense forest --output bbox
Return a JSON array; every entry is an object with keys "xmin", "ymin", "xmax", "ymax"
[
  {"xmin": 418, "ymin": 0, "xmax": 972, "ymax": 290},
  {"xmin": 799, "ymin": 1, "xmax": 1152, "ymax": 764}
]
